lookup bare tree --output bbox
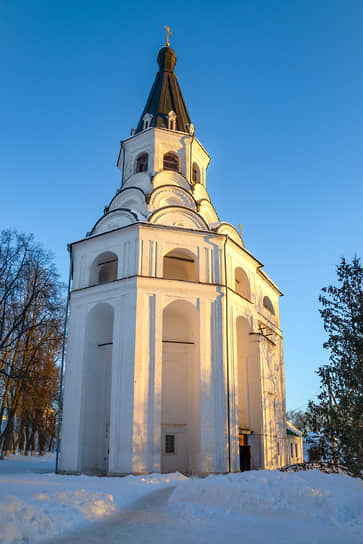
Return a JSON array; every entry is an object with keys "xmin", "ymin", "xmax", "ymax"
[{"xmin": 0, "ymin": 230, "xmax": 64, "ymax": 457}]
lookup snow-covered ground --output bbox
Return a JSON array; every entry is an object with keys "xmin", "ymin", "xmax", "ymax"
[{"xmin": 0, "ymin": 454, "xmax": 362, "ymax": 544}]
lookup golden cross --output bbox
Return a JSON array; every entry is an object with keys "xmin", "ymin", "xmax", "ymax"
[
  {"xmin": 238, "ymin": 224, "xmax": 243, "ymax": 238},
  {"xmin": 164, "ymin": 25, "xmax": 172, "ymax": 47}
]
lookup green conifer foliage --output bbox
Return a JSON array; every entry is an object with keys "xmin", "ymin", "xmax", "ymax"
[{"xmin": 307, "ymin": 256, "xmax": 363, "ymax": 474}]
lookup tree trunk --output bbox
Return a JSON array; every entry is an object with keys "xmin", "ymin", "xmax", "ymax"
[
  {"xmin": 18, "ymin": 420, "xmax": 25, "ymax": 453},
  {"xmin": 23, "ymin": 424, "xmax": 30, "ymax": 455}
]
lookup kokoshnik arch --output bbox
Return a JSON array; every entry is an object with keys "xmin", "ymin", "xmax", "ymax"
[{"xmin": 59, "ymin": 40, "xmax": 301, "ymax": 475}]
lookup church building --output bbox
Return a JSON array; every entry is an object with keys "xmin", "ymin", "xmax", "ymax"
[{"xmin": 59, "ymin": 40, "xmax": 291, "ymax": 475}]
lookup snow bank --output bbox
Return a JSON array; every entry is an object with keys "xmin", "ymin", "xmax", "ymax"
[
  {"xmin": 169, "ymin": 470, "xmax": 363, "ymax": 529},
  {"xmin": 1, "ymin": 455, "xmax": 362, "ymax": 544},
  {"xmin": 0, "ymin": 454, "xmax": 185, "ymax": 543}
]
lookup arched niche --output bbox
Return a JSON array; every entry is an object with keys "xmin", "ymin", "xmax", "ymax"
[
  {"xmin": 81, "ymin": 303, "xmax": 114, "ymax": 474},
  {"xmin": 161, "ymin": 300, "xmax": 199, "ymax": 474},
  {"xmin": 235, "ymin": 315, "xmax": 259, "ymax": 471},
  {"xmin": 92, "ymin": 209, "xmax": 137, "ymax": 235},
  {"xmin": 90, "ymin": 251, "xmax": 118, "ymax": 286},
  {"xmin": 149, "ymin": 207, "xmax": 209, "ymax": 231},
  {"xmin": 215, "ymin": 223, "xmax": 244, "ymax": 248},
  {"xmin": 263, "ymin": 295, "xmax": 275, "ymax": 315},
  {"xmin": 198, "ymin": 200, "xmax": 219, "ymax": 224},
  {"xmin": 109, "ymin": 188, "xmax": 147, "ymax": 216},
  {"xmin": 163, "ymin": 248, "xmax": 198, "ymax": 282},
  {"xmin": 192, "ymin": 183, "xmax": 210, "ymax": 202},
  {"xmin": 123, "ymin": 172, "xmax": 153, "ymax": 194},
  {"xmin": 152, "ymin": 170, "xmax": 190, "ymax": 191},
  {"xmin": 148, "ymin": 186, "xmax": 196, "ymax": 212},
  {"xmin": 235, "ymin": 267, "xmax": 250, "ymax": 300}
]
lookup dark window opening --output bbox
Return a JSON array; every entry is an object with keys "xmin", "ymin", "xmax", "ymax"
[
  {"xmin": 163, "ymin": 152, "xmax": 179, "ymax": 172},
  {"xmin": 136, "ymin": 153, "xmax": 148, "ymax": 173},
  {"xmin": 163, "ymin": 250, "xmax": 197, "ymax": 282},
  {"xmin": 192, "ymin": 163, "xmax": 200, "ymax": 183},
  {"xmin": 165, "ymin": 434, "xmax": 175, "ymax": 454},
  {"xmin": 98, "ymin": 261, "xmax": 117, "ymax": 284}
]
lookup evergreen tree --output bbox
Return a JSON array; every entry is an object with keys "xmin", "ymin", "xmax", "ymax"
[{"xmin": 307, "ymin": 256, "xmax": 363, "ymax": 474}]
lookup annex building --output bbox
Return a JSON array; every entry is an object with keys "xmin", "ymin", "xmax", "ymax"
[{"xmin": 59, "ymin": 41, "xmax": 298, "ymax": 475}]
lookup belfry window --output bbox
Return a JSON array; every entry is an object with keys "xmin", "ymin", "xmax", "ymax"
[
  {"xmin": 192, "ymin": 162, "xmax": 200, "ymax": 184},
  {"xmin": 163, "ymin": 152, "xmax": 179, "ymax": 172},
  {"xmin": 136, "ymin": 153, "xmax": 148, "ymax": 173}
]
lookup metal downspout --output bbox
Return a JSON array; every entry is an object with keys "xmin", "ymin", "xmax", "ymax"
[
  {"xmin": 121, "ymin": 142, "xmax": 125, "ymax": 185},
  {"xmin": 55, "ymin": 246, "xmax": 73, "ymax": 474},
  {"xmin": 189, "ymin": 132, "xmax": 195, "ymax": 183},
  {"xmin": 223, "ymin": 235, "xmax": 231, "ymax": 472}
]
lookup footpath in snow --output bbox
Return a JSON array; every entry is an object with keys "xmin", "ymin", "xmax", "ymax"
[{"xmin": 0, "ymin": 454, "xmax": 362, "ymax": 544}]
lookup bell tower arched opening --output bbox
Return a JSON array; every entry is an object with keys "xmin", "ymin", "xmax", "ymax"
[
  {"xmin": 263, "ymin": 295, "xmax": 275, "ymax": 315},
  {"xmin": 235, "ymin": 267, "xmax": 250, "ymax": 300},
  {"xmin": 90, "ymin": 252, "xmax": 118, "ymax": 286},
  {"xmin": 163, "ymin": 152, "xmax": 180, "ymax": 172},
  {"xmin": 163, "ymin": 249, "xmax": 197, "ymax": 282},
  {"xmin": 161, "ymin": 300, "xmax": 200, "ymax": 474},
  {"xmin": 80, "ymin": 303, "xmax": 114, "ymax": 474},
  {"xmin": 192, "ymin": 162, "xmax": 200, "ymax": 183},
  {"xmin": 136, "ymin": 152, "xmax": 148, "ymax": 173}
]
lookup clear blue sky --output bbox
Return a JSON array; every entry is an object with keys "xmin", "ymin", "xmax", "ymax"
[{"xmin": 1, "ymin": 1, "xmax": 362, "ymax": 411}]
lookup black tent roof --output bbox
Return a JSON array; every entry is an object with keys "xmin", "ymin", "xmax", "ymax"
[{"xmin": 136, "ymin": 46, "xmax": 192, "ymax": 134}]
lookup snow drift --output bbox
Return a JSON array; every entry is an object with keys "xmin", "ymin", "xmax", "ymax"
[{"xmin": 169, "ymin": 470, "xmax": 363, "ymax": 528}]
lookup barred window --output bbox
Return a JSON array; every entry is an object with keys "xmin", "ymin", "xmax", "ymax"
[
  {"xmin": 163, "ymin": 152, "xmax": 179, "ymax": 172},
  {"xmin": 165, "ymin": 434, "xmax": 175, "ymax": 454},
  {"xmin": 136, "ymin": 153, "xmax": 148, "ymax": 173}
]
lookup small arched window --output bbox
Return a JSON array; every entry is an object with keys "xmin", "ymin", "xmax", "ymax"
[
  {"xmin": 192, "ymin": 162, "xmax": 200, "ymax": 184},
  {"xmin": 163, "ymin": 249, "xmax": 197, "ymax": 282},
  {"xmin": 163, "ymin": 152, "xmax": 179, "ymax": 172},
  {"xmin": 90, "ymin": 251, "xmax": 118, "ymax": 286},
  {"xmin": 235, "ymin": 267, "xmax": 250, "ymax": 300},
  {"xmin": 263, "ymin": 296, "xmax": 275, "ymax": 315},
  {"xmin": 142, "ymin": 113, "xmax": 153, "ymax": 130},
  {"xmin": 136, "ymin": 153, "xmax": 148, "ymax": 173},
  {"xmin": 168, "ymin": 110, "xmax": 176, "ymax": 130}
]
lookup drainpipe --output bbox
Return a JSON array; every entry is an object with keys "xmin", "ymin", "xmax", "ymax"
[
  {"xmin": 55, "ymin": 245, "xmax": 73, "ymax": 474},
  {"xmin": 189, "ymin": 132, "xmax": 195, "ymax": 183},
  {"xmin": 223, "ymin": 235, "xmax": 231, "ymax": 473},
  {"xmin": 121, "ymin": 141, "xmax": 125, "ymax": 186}
]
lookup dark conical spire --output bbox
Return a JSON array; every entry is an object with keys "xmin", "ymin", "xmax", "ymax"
[{"xmin": 136, "ymin": 46, "xmax": 192, "ymax": 134}]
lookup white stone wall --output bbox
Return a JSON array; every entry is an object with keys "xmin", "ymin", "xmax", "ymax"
[
  {"xmin": 60, "ymin": 122, "xmax": 288, "ymax": 475},
  {"xmin": 118, "ymin": 128, "xmax": 210, "ymax": 187}
]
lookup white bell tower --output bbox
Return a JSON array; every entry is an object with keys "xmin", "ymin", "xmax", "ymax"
[{"xmin": 59, "ymin": 43, "xmax": 289, "ymax": 476}]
